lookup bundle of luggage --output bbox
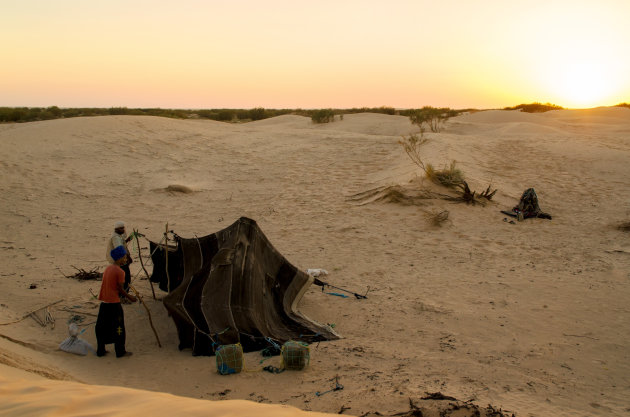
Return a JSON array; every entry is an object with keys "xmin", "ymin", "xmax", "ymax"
[{"xmin": 501, "ymin": 188, "xmax": 552, "ymax": 221}]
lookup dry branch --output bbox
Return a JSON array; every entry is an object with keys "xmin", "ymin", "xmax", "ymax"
[
  {"xmin": 129, "ymin": 285, "xmax": 162, "ymax": 348},
  {"xmin": 442, "ymin": 181, "xmax": 498, "ymax": 206},
  {"xmin": 64, "ymin": 266, "xmax": 102, "ymax": 281}
]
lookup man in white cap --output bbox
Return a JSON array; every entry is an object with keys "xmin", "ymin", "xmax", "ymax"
[{"xmin": 106, "ymin": 221, "xmax": 133, "ymax": 292}]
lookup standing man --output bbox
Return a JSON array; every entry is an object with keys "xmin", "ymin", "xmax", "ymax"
[
  {"xmin": 96, "ymin": 245, "xmax": 137, "ymax": 357},
  {"xmin": 106, "ymin": 221, "xmax": 133, "ymax": 292}
]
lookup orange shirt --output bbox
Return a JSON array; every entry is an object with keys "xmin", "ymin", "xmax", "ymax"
[{"xmin": 99, "ymin": 264, "xmax": 124, "ymax": 303}]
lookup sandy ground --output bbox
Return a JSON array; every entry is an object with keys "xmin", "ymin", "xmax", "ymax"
[{"xmin": 1, "ymin": 109, "xmax": 629, "ymax": 416}]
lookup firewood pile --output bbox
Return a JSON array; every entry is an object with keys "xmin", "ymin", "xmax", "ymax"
[{"xmin": 63, "ymin": 266, "xmax": 102, "ymax": 281}]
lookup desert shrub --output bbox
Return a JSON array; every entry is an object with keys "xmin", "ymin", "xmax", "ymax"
[
  {"xmin": 424, "ymin": 209, "xmax": 450, "ymax": 227},
  {"xmin": 504, "ymin": 102, "xmax": 563, "ymax": 113},
  {"xmin": 47, "ymin": 106, "xmax": 62, "ymax": 117},
  {"xmin": 248, "ymin": 107, "xmax": 267, "ymax": 121},
  {"xmin": 406, "ymin": 106, "xmax": 460, "ymax": 132},
  {"xmin": 196, "ymin": 110, "xmax": 217, "ymax": 119},
  {"xmin": 311, "ymin": 109, "xmax": 335, "ymax": 123},
  {"xmin": 196, "ymin": 109, "xmax": 235, "ymax": 121},
  {"xmin": 217, "ymin": 110, "xmax": 234, "ymax": 121},
  {"xmin": 342, "ymin": 106, "xmax": 390, "ymax": 115},
  {"xmin": 375, "ymin": 106, "xmax": 396, "ymax": 115},
  {"xmin": 234, "ymin": 109, "xmax": 249, "ymax": 120},
  {"xmin": 398, "ymin": 133, "xmax": 429, "ymax": 172},
  {"xmin": 38, "ymin": 110, "xmax": 56, "ymax": 120},
  {"xmin": 62, "ymin": 108, "xmax": 82, "ymax": 118},
  {"xmin": 399, "ymin": 133, "xmax": 466, "ymax": 188},
  {"xmin": 109, "ymin": 107, "xmax": 129, "ymax": 115},
  {"xmin": 426, "ymin": 161, "xmax": 465, "ymax": 188},
  {"xmin": 615, "ymin": 103, "xmax": 630, "ymax": 109},
  {"xmin": 0, "ymin": 107, "xmax": 27, "ymax": 122}
]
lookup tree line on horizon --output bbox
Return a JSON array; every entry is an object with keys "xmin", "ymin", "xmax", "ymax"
[
  {"xmin": 0, "ymin": 105, "xmax": 468, "ymax": 124},
  {"xmin": 0, "ymin": 102, "xmax": 627, "ymax": 124}
]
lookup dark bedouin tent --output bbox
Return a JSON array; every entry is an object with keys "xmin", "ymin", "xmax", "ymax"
[{"xmin": 149, "ymin": 217, "xmax": 339, "ymax": 355}]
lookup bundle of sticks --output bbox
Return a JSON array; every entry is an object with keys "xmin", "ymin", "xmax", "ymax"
[{"xmin": 63, "ymin": 266, "xmax": 102, "ymax": 281}]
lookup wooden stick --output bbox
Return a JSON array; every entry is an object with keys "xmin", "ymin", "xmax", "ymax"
[
  {"xmin": 129, "ymin": 285, "xmax": 162, "ymax": 348},
  {"xmin": 45, "ymin": 308, "xmax": 55, "ymax": 329},
  {"xmin": 61, "ymin": 307, "xmax": 98, "ymax": 317},
  {"xmin": 134, "ymin": 228, "xmax": 156, "ymax": 300},
  {"xmin": 164, "ymin": 223, "xmax": 171, "ymax": 294},
  {"xmin": 29, "ymin": 311, "xmax": 46, "ymax": 327},
  {"xmin": 0, "ymin": 299, "xmax": 64, "ymax": 327},
  {"xmin": 24, "ymin": 299, "xmax": 64, "ymax": 317}
]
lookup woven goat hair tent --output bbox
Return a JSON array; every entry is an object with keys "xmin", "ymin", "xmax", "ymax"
[{"xmin": 149, "ymin": 217, "xmax": 339, "ymax": 355}]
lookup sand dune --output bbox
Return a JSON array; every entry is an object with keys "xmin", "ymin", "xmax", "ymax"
[{"xmin": 1, "ymin": 109, "xmax": 629, "ymax": 416}]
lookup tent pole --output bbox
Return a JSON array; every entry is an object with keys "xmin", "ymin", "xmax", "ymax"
[
  {"xmin": 134, "ymin": 228, "xmax": 156, "ymax": 300},
  {"xmin": 164, "ymin": 223, "xmax": 170, "ymax": 294}
]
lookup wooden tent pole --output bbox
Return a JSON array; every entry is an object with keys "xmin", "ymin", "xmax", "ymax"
[
  {"xmin": 134, "ymin": 228, "xmax": 156, "ymax": 300},
  {"xmin": 164, "ymin": 223, "xmax": 170, "ymax": 294},
  {"xmin": 129, "ymin": 285, "xmax": 161, "ymax": 348}
]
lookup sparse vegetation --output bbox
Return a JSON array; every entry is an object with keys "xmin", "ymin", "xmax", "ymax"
[
  {"xmin": 311, "ymin": 109, "xmax": 335, "ymax": 123},
  {"xmin": 425, "ymin": 161, "xmax": 465, "ymax": 188},
  {"xmin": 443, "ymin": 181, "xmax": 497, "ymax": 206},
  {"xmin": 399, "ymin": 129, "xmax": 497, "ymax": 206},
  {"xmin": 503, "ymin": 102, "xmax": 563, "ymax": 113},
  {"xmin": 398, "ymin": 133, "xmax": 430, "ymax": 172},
  {"xmin": 398, "ymin": 133, "xmax": 465, "ymax": 188},
  {"xmin": 404, "ymin": 106, "xmax": 462, "ymax": 133},
  {"xmin": 615, "ymin": 103, "xmax": 630, "ymax": 109},
  {"xmin": 424, "ymin": 209, "xmax": 450, "ymax": 227},
  {"xmin": 0, "ymin": 105, "xmax": 408, "ymax": 124}
]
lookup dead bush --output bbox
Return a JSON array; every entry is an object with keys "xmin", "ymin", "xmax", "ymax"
[{"xmin": 424, "ymin": 209, "xmax": 451, "ymax": 227}]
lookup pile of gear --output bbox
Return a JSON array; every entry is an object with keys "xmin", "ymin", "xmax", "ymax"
[{"xmin": 502, "ymin": 188, "xmax": 552, "ymax": 221}]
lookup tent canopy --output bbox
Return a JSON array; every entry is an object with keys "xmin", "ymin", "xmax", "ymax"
[{"xmin": 150, "ymin": 217, "xmax": 339, "ymax": 355}]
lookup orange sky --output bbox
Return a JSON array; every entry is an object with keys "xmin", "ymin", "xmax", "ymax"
[{"xmin": 2, "ymin": 0, "xmax": 629, "ymax": 109}]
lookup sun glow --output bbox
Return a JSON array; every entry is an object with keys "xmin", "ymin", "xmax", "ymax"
[
  {"xmin": 525, "ymin": 3, "xmax": 630, "ymax": 109},
  {"xmin": 547, "ymin": 61, "xmax": 618, "ymax": 108}
]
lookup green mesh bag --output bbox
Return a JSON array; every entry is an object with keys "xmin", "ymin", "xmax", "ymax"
[
  {"xmin": 215, "ymin": 343, "xmax": 243, "ymax": 375},
  {"xmin": 281, "ymin": 341, "xmax": 310, "ymax": 370}
]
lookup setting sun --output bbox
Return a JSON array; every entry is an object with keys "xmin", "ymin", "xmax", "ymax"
[{"xmin": 549, "ymin": 61, "xmax": 617, "ymax": 108}]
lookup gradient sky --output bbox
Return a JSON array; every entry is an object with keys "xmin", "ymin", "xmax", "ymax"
[{"xmin": 2, "ymin": 0, "xmax": 629, "ymax": 109}]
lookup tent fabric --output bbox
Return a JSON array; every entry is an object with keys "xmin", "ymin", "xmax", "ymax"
[{"xmin": 149, "ymin": 217, "xmax": 339, "ymax": 355}]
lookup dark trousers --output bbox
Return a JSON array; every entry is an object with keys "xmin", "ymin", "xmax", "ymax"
[
  {"xmin": 95, "ymin": 302, "xmax": 127, "ymax": 357},
  {"xmin": 121, "ymin": 263, "xmax": 131, "ymax": 292}
]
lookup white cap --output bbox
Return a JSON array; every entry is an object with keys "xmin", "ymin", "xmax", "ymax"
[{"xmin": 114, "ymin": 221, "xmax": 125, "ymax": 229}]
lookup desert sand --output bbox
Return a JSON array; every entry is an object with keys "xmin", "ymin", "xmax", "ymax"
[{"xmin": 1, "ymin": 109, "xmax": 629, "ymax": 416}]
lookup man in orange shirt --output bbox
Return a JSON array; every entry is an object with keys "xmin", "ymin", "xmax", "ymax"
[{"xmin": 96, "ymin": 245, "xmax": 137, "ymax": 357}]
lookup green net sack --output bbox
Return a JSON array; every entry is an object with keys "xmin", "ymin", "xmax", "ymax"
[
  {"xmin": 281, "ymin": 341, "xmax": 310, "ymax": 370},
  {"xmin": 216, "ymin": 343, "xmax": 243, "ymax": 375}
]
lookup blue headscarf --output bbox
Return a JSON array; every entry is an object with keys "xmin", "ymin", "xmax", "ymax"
[{"xmin": 110, "ymin": 245, "xmax": 127, "ymax": 261}]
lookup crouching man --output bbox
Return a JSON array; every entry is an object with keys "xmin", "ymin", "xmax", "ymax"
[{"xmin": 96, "ymin": 245, "xmax": 137, "ymax": 357}]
